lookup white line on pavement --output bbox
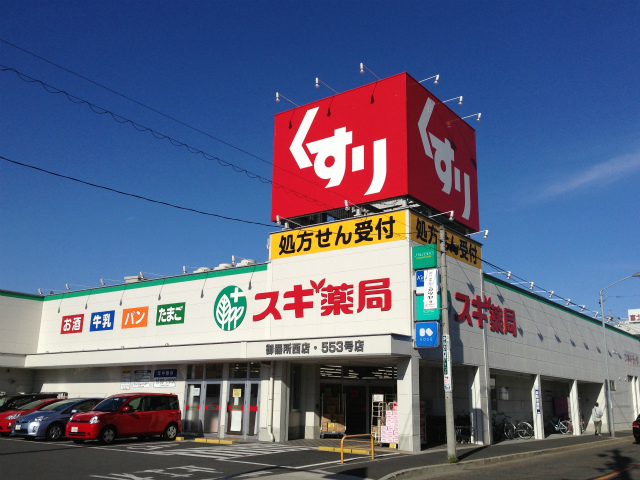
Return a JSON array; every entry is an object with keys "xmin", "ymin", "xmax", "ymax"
[{"xmin": 294, "ymin": 452, "xmax": 402, "ymax": 469}]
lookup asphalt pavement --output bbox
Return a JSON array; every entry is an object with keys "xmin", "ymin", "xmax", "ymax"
[
  {"xmin": 0, "ymin": 429, "xmax": 635, "ymax": 480},
  {"xmin": 293, "ymin": 430, "xmax": 637, "ymax": 480}
]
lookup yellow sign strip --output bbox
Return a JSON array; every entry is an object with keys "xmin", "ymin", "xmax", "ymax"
[
  {"xmin": 409, "ymin": 212, "xmax": 482, "ymax": 268},
  {"xmin": 270, "ymin": 211, "xmax": 407, "ymax": 260}
]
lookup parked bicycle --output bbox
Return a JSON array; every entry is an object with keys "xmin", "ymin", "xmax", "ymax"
[
  {"xmin": 493, "ymin": 412, "xmax": 517, "ymax": 440},
  {"xmin": 565, "ymin": 417, "xmax": 586, "ymax": 434},
  {"xmin": 544, "ymin": 416, "xmax": 572, "ymax": 435},
  {"xmin": 515, "ymin": 419, "xmax": 534, "ymax": 439}
]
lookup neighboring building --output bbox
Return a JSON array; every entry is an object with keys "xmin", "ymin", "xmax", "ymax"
[{"xmin": 1, "ymin": 73, "xmax": 638, "ymax": 451}]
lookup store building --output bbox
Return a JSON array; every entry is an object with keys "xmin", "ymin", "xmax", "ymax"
[{"xmin": 1, "ymin": 73, "xmax": 639, "ymax": 451}]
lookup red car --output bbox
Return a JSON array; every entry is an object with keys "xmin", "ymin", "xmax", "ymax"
[
  {"xmin": 0, "ymin": 398, "xmax": 65, "ymax": 436},
  {"xmin": 66, "ymin": 393, "xmax": 181, "ymax": 445}
]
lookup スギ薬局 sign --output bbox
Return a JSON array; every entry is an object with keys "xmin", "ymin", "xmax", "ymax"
[{"xmin": 272, "ymin": 72, "xmax": 479, "ymax": 231}]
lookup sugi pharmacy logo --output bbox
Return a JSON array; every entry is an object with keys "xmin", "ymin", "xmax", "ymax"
[{"xmin": 214, "ymin": 286, "xmax": 246, "ymax": 331}]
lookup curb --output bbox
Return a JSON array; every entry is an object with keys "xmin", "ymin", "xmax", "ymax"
[
  {"xmin": 194, "ymin": 438, "xmax": 235, "ymax": 445},
  {"xmin": 379, "ymin": 437, "xmax": 630, "ymax": 480}
]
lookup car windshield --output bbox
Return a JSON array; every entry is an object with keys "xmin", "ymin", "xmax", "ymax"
[
  {"xmin": 18, "ymin": 399, "xmax": 50, "ymax": 411},
  {"xmin": 92, "ymin": 397, "xmax": 128, "ymax": 412},
  {"xmin": 37, "ymin": 399, "xmax": 76, "ymax": 412}
]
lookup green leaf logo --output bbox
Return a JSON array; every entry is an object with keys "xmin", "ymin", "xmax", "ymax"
[{"xmin": 214, "ymin": 286, "xmax": 246, "ymax": 331}]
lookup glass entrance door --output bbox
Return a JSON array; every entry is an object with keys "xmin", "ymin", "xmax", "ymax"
[
  {"xmin": 226, "ymin": 383, "xmax": 245, "ymax": 435},
  {"xmin": 203, "ymin": 382, "xmax": 221, "ymax": 435},
  {"xmin": 183, "ymin": 383, "xmax": 202, "ymax": 435},
  {"xmin": 247, "ymin": 382, "xmax": 260, "ymax": 437},
  {"xmin": 225, "ymin": 381, "xmax": 260, "ymax": 438}
]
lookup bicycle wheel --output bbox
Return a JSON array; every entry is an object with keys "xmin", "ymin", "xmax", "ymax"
[
  {"xmin": 560, "ymin": 420, "xmax": 572, "ymax": 434},
  {"xmin": 516, "ymin": 422, "xmax": 534, "ymax": 439},
  {"xmin": 503, "ymin": 422, "xmax": 516, "ymax": 439},
  {"xmin": 580, "ymin": 420, "xmax": 587, "ymax": 433}
]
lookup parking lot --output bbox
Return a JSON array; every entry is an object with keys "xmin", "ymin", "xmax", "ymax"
[{"xmin": 0, "ymin": 436, "xmax": 404, "ymax": 480}]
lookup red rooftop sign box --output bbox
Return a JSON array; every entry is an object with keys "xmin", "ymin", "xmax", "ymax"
[{"xmin": 272, "ymin": 72, "xmax": 479, "ymax": 231}]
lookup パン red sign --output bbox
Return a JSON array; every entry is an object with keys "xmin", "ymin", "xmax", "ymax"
[{"xmin": 272, "ymin": 72, "xmax": 479, "ymax": 231}]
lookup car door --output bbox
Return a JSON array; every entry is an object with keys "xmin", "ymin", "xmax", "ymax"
[{"xmin": 118, "ymin": 396, "xmax": 148, "ymax": 436}]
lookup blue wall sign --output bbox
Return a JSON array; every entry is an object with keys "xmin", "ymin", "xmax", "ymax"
[
  {"xmin": 415, "ymin": 321, "xmax": 439, "ymax": 348},
  {"xmin": 416, "ymin": 270, "xmax": 425, "ymax": 294}
]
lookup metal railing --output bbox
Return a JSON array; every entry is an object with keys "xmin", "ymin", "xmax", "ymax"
[{"xmin": 340, "ymin": 434, "xmax": 375, "ymax": 464}]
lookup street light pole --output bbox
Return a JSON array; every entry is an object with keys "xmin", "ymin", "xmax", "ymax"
[{"xmin": 599, "ymin": 272, "xmax": 640, "ymax": 438}]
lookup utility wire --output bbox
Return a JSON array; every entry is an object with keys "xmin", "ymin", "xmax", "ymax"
[
  {"xmin": 1, "ymin": 61, "xmax": 420, "ymax": 239},
  {"xmin": 0, "ymin": 37, "xmax": 270, "ymax": 167},
  {"xmin": 0, "ymin": 64, "xmax": 330, "ymax": 209},
  {"xmin": 0, "ymin": 39, "xmax": 364, "ymax": 206},
  {"xmin": 0, "ymin": 154, "xmax": 276, "ymax": 228}
]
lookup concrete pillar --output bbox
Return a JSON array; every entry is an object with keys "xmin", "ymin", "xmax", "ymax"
[
  {"xmin": 304, "ymin": 364, "xmax": 320, "ymax": 439},
  {"xmin": 469, "ymin": 366, "xmax": 490, "ymax": 445},
  {"xmin": 531, "ymin": 374, "xmax": 544, "ymax": 439},
  {"xmin": 272, "ymin": 361, "xmax": 289, "ymax": 441},
  {"xmin": 258, "ymin": 361, "xmax": 289, "ymax": 442},
  {"xmin": 219, "ymin": 363, "xmax": 230, "ymax": 438},
  {"xmin": 570, "ymin": 379, "xmax": 581, "ymax": 435},
  {"xmin": 397, "ymin": 356, "xmax": 420, "ymax": 452}
]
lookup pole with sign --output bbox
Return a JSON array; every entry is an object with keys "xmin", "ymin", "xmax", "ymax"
[
  {"xmin": 440, "ymin": 225, "xmax": 456, "ymax": 460},
  {"xmin": 442, "ymin": 334, "xmax": 452, "ymax": 391}
]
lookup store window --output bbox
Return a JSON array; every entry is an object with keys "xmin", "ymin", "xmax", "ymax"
[
  {"xmin": 249, "ymin": 362, "xmax": 261, "ymax": 379},
  {"xmin": 230, "ymin": 363, "xmax": 248, "ymax": 379},
  {"xmin": 490, "ymin": 377, "xmax": 497, "ymax": 413},
  {"xmin": 205, "ymin": 363, "xmax": 224, "ymax": 379},
  {"xmin": 319, "ymin": 365, "xmax": 397, "ymax": 380},
  {"xmin": 187, "ymin": 364, "xmax": 204, "ymax": 380}
]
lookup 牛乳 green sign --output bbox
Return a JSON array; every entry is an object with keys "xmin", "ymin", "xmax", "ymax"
[{"xmin": 412, "ymin": 244, "xmax": 437, "ymax": 269}]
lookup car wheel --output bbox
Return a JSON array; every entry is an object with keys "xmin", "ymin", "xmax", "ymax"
[
  {"xmin": 46, "ymin": 423, "xmax": 64, "ymax": 441},
  {"xmin": 163, "ymin": 423, "xmax": 178, "ymax": 441},
  {"xmin": 98, "ymin": 426, "xmax": 117, "ymax": 445}
]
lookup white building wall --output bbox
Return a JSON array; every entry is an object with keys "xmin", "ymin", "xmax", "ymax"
[{"xmin": 0, "ymin": 291, "xmax": 43, "ymax": 365}]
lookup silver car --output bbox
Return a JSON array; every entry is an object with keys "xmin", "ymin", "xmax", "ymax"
[{"xmin": 12, "ymin": 398, "xmax": 101, "ymax": 440}]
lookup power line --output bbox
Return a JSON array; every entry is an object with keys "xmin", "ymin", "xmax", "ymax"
[
  {"xmin": 0, "ymin": 64, "xmax": 330, "ymax": 209},
  {"xmin": 0, "ymin": 39, "xmax": 367, "ymax": 207},
  {"xmin": 0, "ymin": 37, "xmax": 272, "ymax": 167},
  {"xmin": 0, "ymin": 154, "xmax": 276, "ymax": 228}
]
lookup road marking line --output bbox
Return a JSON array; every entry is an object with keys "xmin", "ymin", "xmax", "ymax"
[
  {"xmin": 295, "ymin": 452, "xmax": 402, "ymax": 469},
  {"xmin": 593, "ymin": 462, "xmax": 640, "ymax": 480}
]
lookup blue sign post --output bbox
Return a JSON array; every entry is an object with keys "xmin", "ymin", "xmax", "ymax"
[{"xmin": 415, "ymin": 321, "xmax": 439, "ymax": 348}]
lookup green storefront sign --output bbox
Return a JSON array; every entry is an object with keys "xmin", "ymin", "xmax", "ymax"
[
  {"xmin": 156, "ymin": 302, "xmax": 186, "ymax": 325},
  {"xmin": 412, "ymin": 244, "xmax": 437, "ymax": 269},
  {"xmin": 417, "ymin": 294, "xmax": 441, "ymax": 320}
]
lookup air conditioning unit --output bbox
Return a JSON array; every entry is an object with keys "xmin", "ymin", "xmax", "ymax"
[
  {"xmin": 193, "ymin": 267, "xmax": 213, "ymax": 274},
  {"xmin": 238, "ymin": 259, "xmax": 257, "ymax": 267},
  {"xmin": 213, "ymin": 263, "xmax": 233, "ymax": 271},
  {"xmin": 124, "ymin": 275, "xmax": 141, "ymax": 284}
]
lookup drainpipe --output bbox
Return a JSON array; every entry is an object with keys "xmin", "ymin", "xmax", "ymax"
[{"xmin": 268, "ymin": 361, "xmax": 275, "ymax": 442}]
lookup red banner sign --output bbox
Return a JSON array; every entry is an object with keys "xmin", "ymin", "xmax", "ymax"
[{"xmin": 272, "ymin": 73, "xmax": 479, "ymax": 231}]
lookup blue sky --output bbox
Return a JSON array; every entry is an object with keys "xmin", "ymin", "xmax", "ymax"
[{"xmin": 1, "ymin": 1, "xmax": 639, "ymax": 323}]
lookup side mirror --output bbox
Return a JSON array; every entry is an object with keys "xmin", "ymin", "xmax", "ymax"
[{"xmin": 121, "ymin": 406, "xmax": 131, "ymax": 413}]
